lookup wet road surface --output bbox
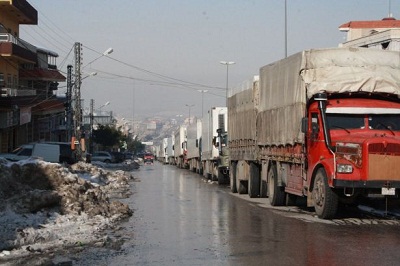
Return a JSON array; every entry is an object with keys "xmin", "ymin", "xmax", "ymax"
[{"xmin": 75, "ymin": 162, "xmax": 400, "ymax": 265}]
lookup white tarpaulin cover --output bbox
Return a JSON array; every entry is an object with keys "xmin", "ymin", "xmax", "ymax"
[
  {"xmin": 257, "ymin": 47, "xmax": 400, "ymax": 146},
  {"xmin": 228, "ymin": 76, "xmax": 259, "ymax": 142}
]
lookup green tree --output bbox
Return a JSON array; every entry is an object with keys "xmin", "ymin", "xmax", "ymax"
[
  {"xmin": 126, "ymin": 135, "xmax": 145, "ymax": 154},
  {"xmin": 92, "ymin": 124, "xmax": 124, "ymax": 150}
]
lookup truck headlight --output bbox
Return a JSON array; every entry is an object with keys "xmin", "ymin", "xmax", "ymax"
[
  {"xmin": 337, "ymin": 164, "xmax": 353, "ymax": 173},
  {"xmin": 336, "ymin": 142, "xmax": 362, "ymax": 167}
]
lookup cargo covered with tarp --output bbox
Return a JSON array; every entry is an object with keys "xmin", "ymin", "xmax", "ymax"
[{"xmin": 228, "ymin": 76, "xmax": 259, "ymax": 142}]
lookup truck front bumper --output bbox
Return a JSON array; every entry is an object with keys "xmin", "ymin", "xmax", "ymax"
[{"xmin": 333, "ymin": 179, "xmax": 400, "ymax": 189}]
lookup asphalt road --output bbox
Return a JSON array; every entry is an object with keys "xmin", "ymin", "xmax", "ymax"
[{"xmin": 74, "ymin": 162, "xmax": 400, "ymax": 266}]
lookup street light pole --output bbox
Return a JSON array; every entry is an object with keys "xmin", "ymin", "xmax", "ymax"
[
  {"xmin": 285, "ymin": 0, "xmax": 287, "ymax": 58},
  {"xmin": 185, "ymin": 104, "xmax": 194, "ymax": 124},
  {"xmin": 220, "ymin": 61, "xmax": 235, "ymax": 106},
  {"xmin": 197, "ymin": 90, "xmax": 208, "ymax": 118}
]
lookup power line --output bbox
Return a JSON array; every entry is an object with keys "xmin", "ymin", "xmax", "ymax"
[
  {"xmin": 37, "ymin": 10, "xmax": 75, "ymax": 44},
  {"xmin": 83, "ymin": 45, "xmax": 225, "ymax": 91},
  {"xmin": 89, "ymin": 67, "xmax": 224, "ymax": 91}
]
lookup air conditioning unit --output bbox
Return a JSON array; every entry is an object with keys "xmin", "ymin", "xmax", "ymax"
[{"xmin": 1, "ymin": 88, "xmax": 9, "ymax": 97}]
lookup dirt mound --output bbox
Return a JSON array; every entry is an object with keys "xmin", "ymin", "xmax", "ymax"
[
  {"xmin": 0, "ymin": 159, "xmax": 134, "ymax": 262},
  {"xmin": 0, "ymin": 160, "xmax": 132, "ymax": 217}
]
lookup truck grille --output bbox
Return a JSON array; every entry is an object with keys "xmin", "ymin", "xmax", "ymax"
[
  {"xmin": 368, "ymin": 143, "xmax": 400, "ymax": 181},
  {"xmin": 369, "ymin": 143, "xmax": 400, "ymax": 155}
]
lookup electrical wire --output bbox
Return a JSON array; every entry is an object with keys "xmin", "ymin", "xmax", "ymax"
[{"xmin": 83, "ymin": 45, "xmax": 225, "ymax": 91}]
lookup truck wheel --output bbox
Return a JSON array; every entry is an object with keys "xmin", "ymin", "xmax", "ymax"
[
  {"xmin": 236, "ymin": 164, "xmax": 247, "ymax": 194},
  {"xmin": 202, "ymin": 163, "xmax": 207, "ymax": 178},
  {"xmin": 268, "ymin": 164, "xmax": 285, "ymax": 206},
  {"xmin": 217, "ymin": 169, "xmax": 228, "ymax": 185},
  {"xmin": 212, "ymin": 165, "xmax": 218, "ymax": 181},
  {"xmin": 313, "ymin": 168, "xmax": 338, "ymax": 219},
  {"xmin": 248, "ymin": 162, "xmax": 260, "ymax": 198},
  {"xmin": 230, "ymin": 162, "xmax": 237, "ymax": 193}
]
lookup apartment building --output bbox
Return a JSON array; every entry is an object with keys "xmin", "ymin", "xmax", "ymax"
[
  {"xmin": 0, "ymin": 0, "xmax": 66, "ymax": 152},
  {"xmin": 339, "ymin": 16, "xmax": 400, "ymax": 51}
]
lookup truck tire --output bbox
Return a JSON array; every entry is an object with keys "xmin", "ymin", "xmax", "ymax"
[
  {"xmin": 212, "ymin": 165, "xmax": 218, "ymax": 181},
  {"xmin": 268, "ymin": 164, "xmax": 285, "ymax": 206},
  {"xmin": 230, "ymin": 162, "xmax": 237, "ymax": 193},
  {"xmin": 217, "ymin": 169, "xmax": 228, "ymax": 185},
  {"xmin": 313, "ymin": 168, "xmax": 338, "ymax": 219},
  {"xmin": 202, "ymin": 163, "xmax": 207, "ymax": 178},
  {"xmin": 248, "ymin": 162, "xmax": 260, "ymax": 198},
  {"xmin": 236, "ymin": 164, "xmax": 247, "ymax": 194}
]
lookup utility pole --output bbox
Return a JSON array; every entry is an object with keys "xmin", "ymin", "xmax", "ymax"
[
  {"xmin": 89, "ymin": 99, "xmax": 94, "ymax": 154},
  {"xmin": 66, "ymin": 65, "xmax": 72, "ymax": 141},
  {"xmin": 186, "ymin": 104, "xmax": 194, "ymax": 124},
  {"xmin": 220, "ymin": 61, "xmax": 235, "ymax": 106},
  {"xmin": 285, "ymin": 0, "xmax": 287, "ymax": 58},
  {"xmin": 73, "ymin": 42, "xmax": 82, "ymax": 159},
  {"xmin": 197, "ymin": 90, "xmax": 208, "ymax": 118}
]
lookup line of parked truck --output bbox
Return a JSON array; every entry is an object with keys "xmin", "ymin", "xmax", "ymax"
[
  {"xmin": 155, "ymin": 106, "xmax": 230, "ymax": 184},
  {"xmin": 155, "ymin": 47, "xmax": 400, "ymax": 219}
]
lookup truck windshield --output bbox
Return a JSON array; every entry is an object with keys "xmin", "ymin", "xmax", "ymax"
[
  {"xmin": 326, "ymin": 114, "xmax": 364, "ymax": 129},
  {"xmin": 326, "ymin": 113, "xmax": 400, "ymax": 131},
  {"xmin": 369, "ymin": 114, "xmax": 400, "ymax": 131}
]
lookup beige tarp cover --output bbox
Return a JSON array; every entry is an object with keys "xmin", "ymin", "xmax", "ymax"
[
  {"xmin": 228, "ymin": 76, "xmax": 259, "ymax": 142},
  {"xmin": 257, "ymin": 47, "xmax": 400, "ymax": 146}
]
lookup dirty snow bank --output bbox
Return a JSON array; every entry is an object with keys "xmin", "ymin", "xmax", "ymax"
[{"xmin": 0, "ymin": 158, "xmax": 134, "ymax": 264}]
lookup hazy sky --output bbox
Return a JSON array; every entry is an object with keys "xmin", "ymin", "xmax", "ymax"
[{"xmin": 21, "ymin": 0, "xmax": 399, "ymax": 121}]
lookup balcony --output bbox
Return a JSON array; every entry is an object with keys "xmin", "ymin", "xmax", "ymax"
[
  {"xmin": 1, "ymin": 87, "xmax": 36, "ymax": 97},
  {"xmin": 0, "ymin": 33, "xmax": 36, "ymax": 63},
  {"xmin": 0, "ymin": 0, "xmax": 37, "ymax": 25}
]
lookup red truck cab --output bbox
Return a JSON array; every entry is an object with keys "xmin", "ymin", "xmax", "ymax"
[{"xmin": 304, "ymin": 94, "xmax": 400, "ymax": 217}]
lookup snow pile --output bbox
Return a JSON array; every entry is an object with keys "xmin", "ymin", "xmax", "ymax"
[
  {"xmin": 0, "ymin": 159, "xmax": 134, "ymax": 264},
  {"xmin": 91, "ymin": 159, "xmax": 140, "ymax": 171}
]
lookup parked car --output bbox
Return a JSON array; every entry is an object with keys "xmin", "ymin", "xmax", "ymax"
[
  {"xmin": 43, "ymin": 142, "xmax": 77, "ymax": 164},
  {"xmin": 110, "ymin": 151, "xmax": 125, "ymax": 163},
  {"xmin": 124, "ymin": 152, "xmax": 134, "ymax": 160},
  {"xmin": 0, "ymin": 144, "xmax": 33, "ymax": 161},
  {"xmin": 91, "ymin": 151, "xmax": 115, "ymax": 163},
  {"xmin": 0, "ymin": 142, "xmax": 77, "ymax": 164}
]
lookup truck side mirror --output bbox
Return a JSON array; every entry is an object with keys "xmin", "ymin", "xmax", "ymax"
[
  {"xmin": 196, "ymin": 139, "xmax": 199, "ymax": 147},
  {"xmin": 301, "ymin": 117, "xmax": 308, "ymax": 133}
]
